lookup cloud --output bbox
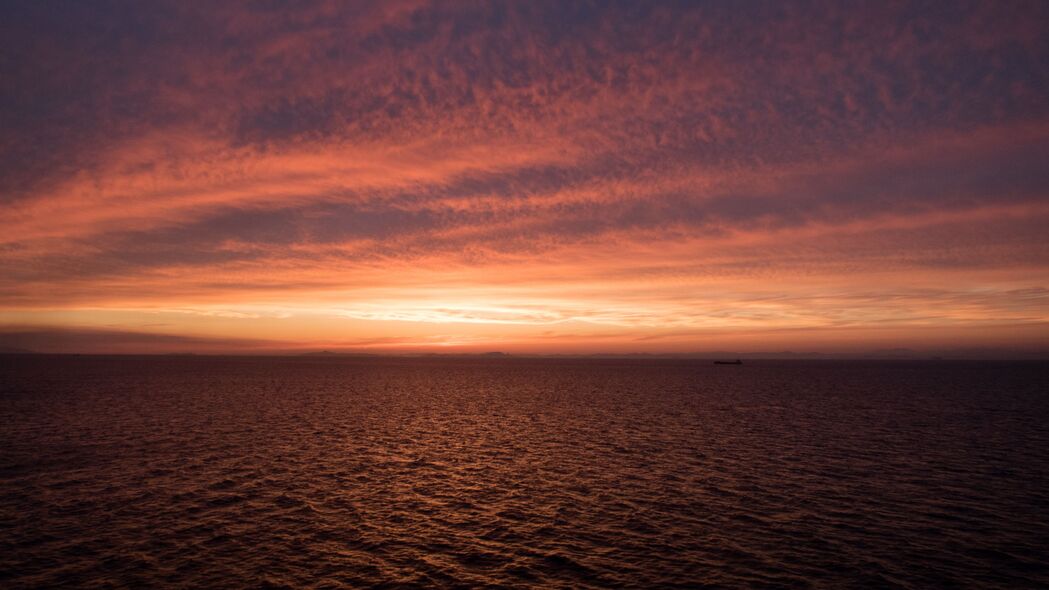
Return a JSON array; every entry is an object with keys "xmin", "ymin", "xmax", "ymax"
[
  {"xmin": 0, "ymin": 326, "xmax": 276, "ymax": 355},
  {"xmin": 1, "ymin": 1, "xmax": 1048, "ymax": 351}
]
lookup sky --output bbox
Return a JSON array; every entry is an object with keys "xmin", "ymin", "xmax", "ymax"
[{"xmin": 1, "ymin": 0, "xmax": 1048, "ymax": 355}]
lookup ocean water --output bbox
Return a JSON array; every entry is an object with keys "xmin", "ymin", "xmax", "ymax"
[{"xmin": 1, "ymin": 356, "xmax": 1047, "ymax": 588}]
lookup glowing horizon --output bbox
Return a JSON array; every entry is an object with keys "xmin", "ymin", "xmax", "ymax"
[{"xmin": 2, "ymin": 2, "xmax": 1048, "ymax": 355}]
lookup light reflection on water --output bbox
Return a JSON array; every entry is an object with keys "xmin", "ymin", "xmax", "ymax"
[{"xmin": 1, "ymin": 356, "xmax": 1048, "ymax": 587}]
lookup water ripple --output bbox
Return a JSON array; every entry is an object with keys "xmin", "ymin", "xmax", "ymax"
[{"xmin": 1, "ymin": 356, "xmax": 1048, "ymax": 588}]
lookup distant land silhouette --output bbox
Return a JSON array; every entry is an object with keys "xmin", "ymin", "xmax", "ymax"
[
  {"xmin": 2, "ymin": 346, "xmax": 1047, "ymax": 360},
  {"xmin": 285, "ymin": 348, "xmax": 1049, "ymax": 361}
]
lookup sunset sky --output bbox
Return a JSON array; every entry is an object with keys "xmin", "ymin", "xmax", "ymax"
[{"xmin": 2, "ymin": 1, "xmax": 1048, "ymax": 355}]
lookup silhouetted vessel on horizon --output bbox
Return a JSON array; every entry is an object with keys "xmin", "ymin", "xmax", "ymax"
[{"xmin": 714, "ymin": 359, "xmax": 743, "ymax": 365}]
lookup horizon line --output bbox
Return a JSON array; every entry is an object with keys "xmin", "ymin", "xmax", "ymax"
[{"xmin": 4, "ymin": 349, "xmax": 1049, "ymax": 361}]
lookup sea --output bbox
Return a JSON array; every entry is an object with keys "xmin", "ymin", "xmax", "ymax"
[{"xmin": 1, "ymin": 355, "xmax": 1047, "ymax": 588}]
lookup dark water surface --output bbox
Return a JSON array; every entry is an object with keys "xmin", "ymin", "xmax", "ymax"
[{"xmin": 1, "ymin": 356, "xmax": 1047, "ymax": 588}]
